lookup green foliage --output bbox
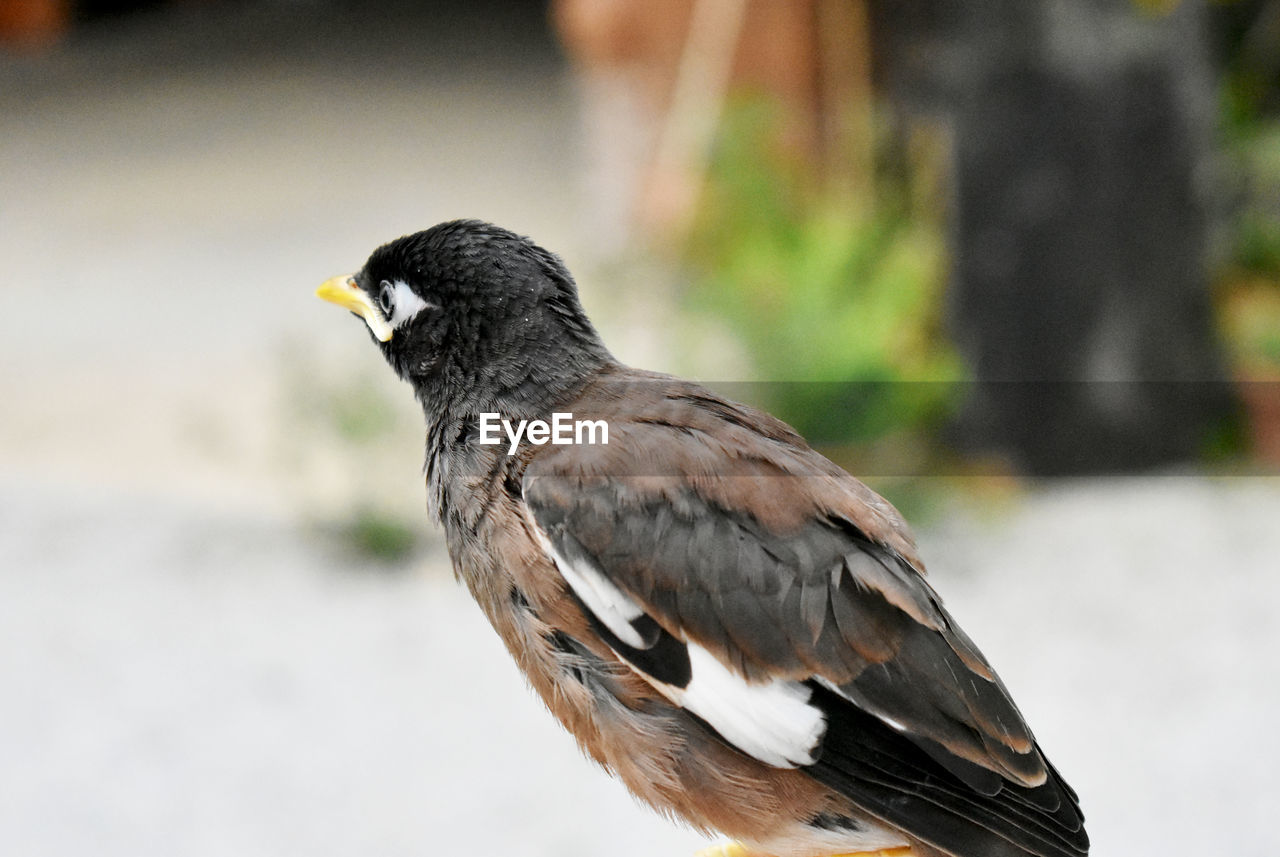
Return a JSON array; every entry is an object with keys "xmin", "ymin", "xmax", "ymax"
[
  {"xmin": 1129, "ymin": 0, "xmax": 1182, "ymax": 17},
  {"xmin": 1222, "ymin": 113, "xmax": 1280, "ymax": 280},
  {"xmin": 1215, "ymin": 15, "xmax": 1280, "ymax": 377},
  {"xmin": 341, "ymin": 506, "xmax": 419, "ymax": 564},
  {"xmin": 682, "ymin": 99, "xmax": 963, "ymax": 447},
  {"xmin": 1235, "ymin": 211, "xmax": 1280, "ymax": 277},
  {"xmin": 1221, "ymin": 279, "xmax": 1280, "ymax": 372}
]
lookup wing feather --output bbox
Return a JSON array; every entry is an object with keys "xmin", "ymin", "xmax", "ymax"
[{"xmin": 521, "ymin": 373, "xmax": 1086, "ymax": 857}]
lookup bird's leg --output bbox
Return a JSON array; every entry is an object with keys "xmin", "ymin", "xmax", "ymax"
[{"xmin": 694, "ymin": 844, "xmax": 913, "ymax": 857}]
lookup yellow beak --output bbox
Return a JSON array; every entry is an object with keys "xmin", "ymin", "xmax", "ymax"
[{"xmin": 316, "ymin": 275, "xmax": 394, "ymax": 342}]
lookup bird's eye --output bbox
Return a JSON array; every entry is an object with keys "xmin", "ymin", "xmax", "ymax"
[{"xmin": 378, "ymin": 281, "xmax": 396, "ymax": 317}]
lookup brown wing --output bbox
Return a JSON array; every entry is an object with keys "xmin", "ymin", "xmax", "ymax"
[{"xmin": 523, "ymin": 374, "xmax": 1086, "ymax": 857}]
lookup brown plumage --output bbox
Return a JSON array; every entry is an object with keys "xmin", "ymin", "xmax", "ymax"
[{"xmin": 316, "ymin": 220, "xmax": 1088, "ymax": 857}]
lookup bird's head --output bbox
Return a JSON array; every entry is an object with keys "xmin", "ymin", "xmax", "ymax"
[{"xmin": 317, "ymin": 220, "xmax": 613, "ymax": 421}]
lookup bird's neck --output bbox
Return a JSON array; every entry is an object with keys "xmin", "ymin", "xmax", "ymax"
[
  {"xmin": 419, "ymin": 349, "xmax": 613, "ymax": 425},
  {"xmin": 416, "ymin": 351, "xmax": 616, "ymax": 523}
]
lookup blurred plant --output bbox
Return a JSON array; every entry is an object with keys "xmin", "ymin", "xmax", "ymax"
[
  {"xmin": 340, "ymin": 506, "xmax": 420, "ymax": 564},
  {"xmin": 1221, "ymin": 277, "xmax": 1280, "ymax": 376},
  {"xmin": 1221, "ymin": 94, "xmax": 1280, "ymax": 298},
  {"xmin": 274, "ymin": 345, "xmax": 428, "ymax": 566},
  {"xmin": 1214, "ymin": 0, "xmax": 1280, "ymax": 370},
  {"xmin": 1219, "ymin": 275, "xmax": 1280, "ymax": 464},
  {"xmin": 681, "ymin": 97, "xmax": 963, "ymax": 454},
  {"xmin": 1131, "ymin": 0, "xmax": 1183, "ymax": 16},
  {"xmin": 1213, "ymin": 0, "xmax": 1280, "ymax": 462}
]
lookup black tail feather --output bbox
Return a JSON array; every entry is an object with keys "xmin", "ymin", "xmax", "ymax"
[{"xmin": 805, "ymin": 683, "xmax": 1088, "ymax": 857}]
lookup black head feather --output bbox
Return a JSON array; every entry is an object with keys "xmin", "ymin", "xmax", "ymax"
[{"xmin": 352, "ymin": 220, "xmax": 615, "ymax": 423}]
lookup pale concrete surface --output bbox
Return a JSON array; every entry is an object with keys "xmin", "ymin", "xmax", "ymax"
[
  {"xmin": 3, "ymin": 475, "xmax": 1278, "ymax": 857},
  {"xmin": 2, "ymin": 3, "xmax": 1279, "ymax": 857},
  {"xmin": 0, "ymin": 479, "xmax": 708, "ymax": 857},
  {"xmin": 920, "ymin": 478, "xmax": 1280, "ymax": 857}
]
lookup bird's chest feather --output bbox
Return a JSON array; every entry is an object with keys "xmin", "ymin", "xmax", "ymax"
[
  {"xmin": 430, "ymin": 449, "xmax": 843, "ymax": 842},
  {"xmin": 435, "ymin": 451, "xmax": 619, "ymax": 713},
  {"xmin": 432, "ymin": 446, "xmax": 708, "ymax": 806}
]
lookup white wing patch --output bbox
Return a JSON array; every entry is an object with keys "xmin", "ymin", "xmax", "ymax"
[
  {"xmin": 673, "ymin": 645, "xmax": 826, "ymax": 768},
  {"xmin": 526, "ymin": 517, "xmax": 647, "ymax": 649},
  {"xmin": 527, "ymin": 512, "xmax": 826, "ymax": 769}
]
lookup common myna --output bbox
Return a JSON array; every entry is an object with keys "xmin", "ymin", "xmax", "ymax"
[{"xmin": 316, "ymin": 220, "xmax": 1087, "ymax": 857}]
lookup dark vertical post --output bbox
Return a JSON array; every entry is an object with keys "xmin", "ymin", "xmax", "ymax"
[{"xmin": 875, "ymin": 0, "xmax": 1233, "ymax": 473}]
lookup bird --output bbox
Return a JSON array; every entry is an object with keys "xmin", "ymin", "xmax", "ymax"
[{"xmin": 315, "ymin": 219, "xmax": 1087, "ymax": 857}]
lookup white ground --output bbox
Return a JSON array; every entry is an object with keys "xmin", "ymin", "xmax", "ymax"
[{"xmin": 2, "ymin": 4, "xmax": 1278, "ymax": 856}]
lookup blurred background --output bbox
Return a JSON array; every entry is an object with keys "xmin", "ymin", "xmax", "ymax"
[{"xmin": 1, "ymin": 0, "xmax": 1277, "ymax": 855}]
